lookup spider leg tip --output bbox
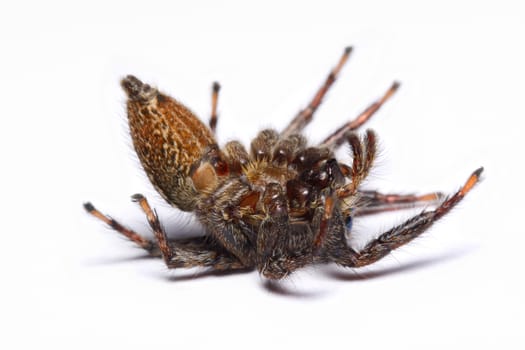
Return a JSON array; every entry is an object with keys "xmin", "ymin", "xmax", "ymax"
[
  {"xmin": 474, "ymin": 166, "xmax": 484, "ymax": 177},
  {"xmin": 461, "ymin": 167, "xmax": 484, "ymax": 196},
  {"xmin": 131, "ymin": 193, "xmax": 145, "ymax": 202},
  {"xmin": 83, "ymin": 202, "xmax": 95, "ymax": 212}
]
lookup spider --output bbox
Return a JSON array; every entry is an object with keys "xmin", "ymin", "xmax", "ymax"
[{"xmin": 84, "ymin": 47, "xmax": 482, "ymax": 280}]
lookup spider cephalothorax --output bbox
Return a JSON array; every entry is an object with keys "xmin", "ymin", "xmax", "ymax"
[{"xmin": 85, "ymin": 47, "xmax": 482, "ymax": 280}]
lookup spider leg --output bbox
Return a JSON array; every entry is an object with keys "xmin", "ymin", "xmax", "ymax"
[
  {"xmin": 255, "ymin": 183, "xmax": 315, "ymax": 279},
  {"xmin": 164, "ymin": 236, "xmax": 246, "ymax": 270},
  {"xmin": 320, "ymin": 82, "xmax": 399, "ymax": 149},
  {"xmin": 131, "ymin": 194, "xmax": 247, "ymax": 269},
  {"xmin": 281, "ymin": 46, "xmax": 353, "ymax": 137},
  {"xmin": 84, "ymin": 201, "xmax": 154, "ymax": 252},
  {"xmin": 313, "ymin": 195, "xmax": 336, "ymax": 251},
  {"xmin": 351, "ymin": 190, "xmax": 444, "ymax": 217},
  {"xmin": 130, "ymin": 194, "xmax": 173, "ymax": 264},
  {"xmin": 209, "ymin": 82, "xmax": 220, "ymax": 134},
  {"xmin": 328, "ymin": 167, "xmax": 483, "ymax": 268},
  {"xmin": 257, "ymin": 214, "xmax": 314, "ymax": 279},
  {"xmin": 84, "ymin": 197, "xmax": 246, "ymax": 270},
  {"xmin": 336, "ymin": 130, "xmax": 377, "ymax": 198}
]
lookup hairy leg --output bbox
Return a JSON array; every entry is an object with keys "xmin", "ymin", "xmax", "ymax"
[
  {"xmin": 84, "ymin": 201, "xmax": 155, "ymax": 252},
  {"xmin": 84, "ymin": 197, "xmax": 245, "ymax": 270},
  {"xmin": 313, "ymin": 195, "xmax": 336, "ymax": 251},
  {"xmin": 165, "ymin": 236, "xmax": 246, "ymax": 270},
  {"xmin": 282, "ymin": 46, "xmax": 353, "ymax": 137},
  {"xmin": 321, "ymin": 82, "xmax": 399, "ymax": 149},
  {"xmin": 336, "ymin": 130, "xmax": 377, "ymax": 199},
  {"xmin": 352, "ymin": 190, "xmax": 444, "ymax": 216},
  {"xmin": 256, "ymin": 183, "xmax": 315, "ymax": 279},
  {"xmin": 209, "ymin": 82, "xmax": 220, "ymax": 134},
  {"xmin": 329, "ymin": 168, "xmax": 483, "ymax": 267}
]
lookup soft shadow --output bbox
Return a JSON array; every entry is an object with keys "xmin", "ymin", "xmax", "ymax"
[
  {"xmin": 262, "ymin": 280, "xmax": 326, "ymax": 299},
  {"xmin": 325, "ymin": 245, "xmax": 476, "ymax": 281},
  {"xmin": 84, "ymin": 253, "xmax": 157, "ymax": 266},
  {"xmin": 165, "ymin": 267, "xmax": 254, "ymax": 282}
]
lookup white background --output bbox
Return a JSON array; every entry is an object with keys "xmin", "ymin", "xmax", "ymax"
[{"xmin": 1, "ymin": 1, "xmax": 523, "ymax": 349}]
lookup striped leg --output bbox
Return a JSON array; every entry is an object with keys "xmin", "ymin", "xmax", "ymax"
[
  {"xmin": 84, "ymin": 196, "xmax": 245, "ymax": 270},
  {"xmin": 282, "ymin": 46, "xmax": 353, "ymax": 137},
  {"xmin": 209, "ymin": 82, "xmax": 220, "ymax": 134},
  {"xmin": 331, "ymin": 168, "xmax": 483, "ymax": 267},
  {"xmin": 353, "ymin": 190, "xmax": 444, "ymax": 216},
  {"xmin": 321, "ymin": 81, "xmax": 399, "ymax": 149}
]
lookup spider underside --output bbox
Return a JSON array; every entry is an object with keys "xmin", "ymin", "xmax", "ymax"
[{"xmin": 85, "ymin": 47, "xmax": 482, "ymax": 280}]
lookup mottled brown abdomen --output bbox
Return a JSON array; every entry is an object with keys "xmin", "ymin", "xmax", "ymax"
[{"xmin": 122, "ymin": 75, "xmax": 216, "ymax": 211}]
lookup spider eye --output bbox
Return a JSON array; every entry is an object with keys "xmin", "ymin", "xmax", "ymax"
[{"xmin": 345, "ymin": 216, "xmax": 353, "ymax": 231}]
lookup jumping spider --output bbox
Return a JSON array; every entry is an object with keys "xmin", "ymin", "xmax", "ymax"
[{"xmin": 85, "ymin": 47, "xmax": 482, "ymax": 280}]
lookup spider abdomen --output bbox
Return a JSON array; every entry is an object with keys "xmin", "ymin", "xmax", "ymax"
[{"xmin": 123, "ymin": 75, "xmax": 216, "ymax": 211}]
